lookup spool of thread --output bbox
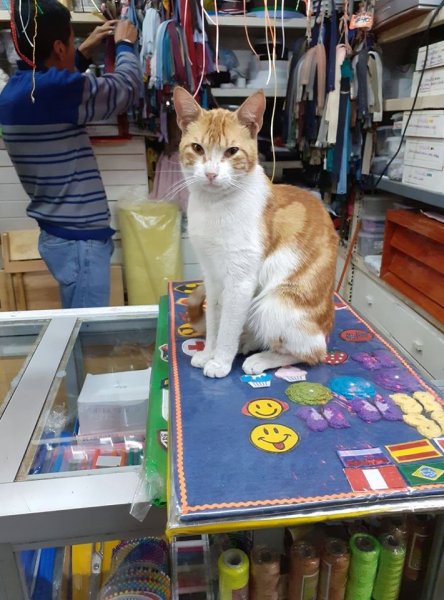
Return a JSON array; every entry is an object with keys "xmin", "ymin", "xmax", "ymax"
[
  {"xmin": 287, "ymin": 540, "xmax": 320, "ymax": 600},
  {"xmin": 379, "ymin": 517, "xmax": 408, "ymax": 545},
  {"xmin": 318, "ymin": 538, "xmax": 350, "ymax": 600},
  {"xmin": 344, "ymin": 534, "xmax": 380, "ymax": 600},
  {"xmin": 218, "ymin": 549, "xmax": 249, "ymax": 600},
  {"xmin": 404, "ymin": 514, "xmax": 433, "ymax": 581},
  {"xmin": 372, "ymin": 533, "xmax": 406, "ymax": 600},
  {"xmin": 250, "ymin": 546, "xmax": 280, "ymax": 600}
]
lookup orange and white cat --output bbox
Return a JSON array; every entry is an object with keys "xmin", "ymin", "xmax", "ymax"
[{"xmin": 173, "ymin": 87, "xmax": 338, "ymax": 379}]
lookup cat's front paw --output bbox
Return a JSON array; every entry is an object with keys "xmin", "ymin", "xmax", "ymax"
[
  {"xmin": 203, "ymin": 358, "xmax": 232, "ymax": 378},
  {"xmin": 191, "ymin": 350, "xmax": 213, "ymax": 369}
]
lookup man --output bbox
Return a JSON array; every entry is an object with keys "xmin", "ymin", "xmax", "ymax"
[{"xmin": 0, "ymin": 0, "xmax": 141, "ymax": 308}]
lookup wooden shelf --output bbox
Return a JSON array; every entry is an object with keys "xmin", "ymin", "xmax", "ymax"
[
  {"xmin": 384, "ymin": 95, "xmax": 444, "ymax": 111},
  {"xmin": 206, "ymin": 14, "xmax": 306, "ymax": 29},
  {"xmin": 0, "ymin": 10, "xmax": 104, "ymax": 25},
  {"xmin": 377, "ymin": 7, "xmax": 444, "ymax": 44},
  {"xmin": 212, "ymin": 87, "xmax": 286, "ymax": 98}
]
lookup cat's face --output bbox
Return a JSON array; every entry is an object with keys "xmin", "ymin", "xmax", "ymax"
[{"xmin": 174, "ymin": 88, "xmax": 266, "ymax": 194}]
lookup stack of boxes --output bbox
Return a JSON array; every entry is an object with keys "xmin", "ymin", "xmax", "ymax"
[{"xmin": 402, "ymin": 40, "xmax": 444, "ymax": 192}]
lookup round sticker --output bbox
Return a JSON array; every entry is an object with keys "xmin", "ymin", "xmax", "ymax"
[
  {"xmin": 340, "ymin": 329, "xmax": 373, "ymax": 343},
  {"xmin": 177, "ymin": 323, "xmax": 198, "ymax": 337},
  {"xmin": 182, "ymin": 338, "xmax": 206, "ymax": 356},
  {"xmin": 174, "ymin": 282, "xmax": 201, "ymax": 294},
  {"xmin": 250, "ymin": 424, "xmax": 299, "ymax": 453},
  {"xmin": 242, "ymin": 398, "xmax": 289, "ymax": 419}
]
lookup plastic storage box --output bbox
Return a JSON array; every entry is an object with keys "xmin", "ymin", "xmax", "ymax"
[
  {"xmin": 361, "ymin": 215, "xmax": 386, "ymax": 234},
  {"xmin": 78, "ymin": 368, "xmax": 151, "ymax": 435},
  {"xmin": 361, "ymin": 195, "xmax": 395, "ymax": 217},
  {"xmin": 357, "ymin": 231, "xmax": 384, "ymax": 256}
]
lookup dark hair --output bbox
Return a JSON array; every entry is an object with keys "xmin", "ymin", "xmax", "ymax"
[{"xmin": 13, "ymin": 0, "xmax": 72, "ymax": 63}]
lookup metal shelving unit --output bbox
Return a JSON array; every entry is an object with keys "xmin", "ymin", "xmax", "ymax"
[{"xmin": 374, "ymin": 176, "xmax": 444, "ymax": 210}]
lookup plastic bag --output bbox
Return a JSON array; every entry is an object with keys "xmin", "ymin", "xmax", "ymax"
[{"xmin": 119, "ymin": 189, "xmax": 183, "ymax": 305}]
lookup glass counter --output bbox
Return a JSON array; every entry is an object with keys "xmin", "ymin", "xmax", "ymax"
[
  {"xmin": 16, "ymin": 315, "xmax": 157, "ymax": 480},
  {"xmin": 0, "ymin": 320, "xmax": 46, "ymax": 419}
]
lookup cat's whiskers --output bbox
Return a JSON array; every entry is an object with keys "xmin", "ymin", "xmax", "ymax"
[{"xmin": 164, "ymin": 176, "xmax": 199, "ymax": 200}]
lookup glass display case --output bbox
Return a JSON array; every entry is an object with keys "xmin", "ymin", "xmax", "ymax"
[
  {"xmin": 0, "ymin": 320, "xmax": 46, "ymax": 419},
  {"xmin": 0, "ymin": 307, "xmax": 166, "ymax": 600}
]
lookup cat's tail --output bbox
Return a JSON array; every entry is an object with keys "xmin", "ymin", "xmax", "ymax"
[{"xmin": 186, "ymin": 284, "xmax": 206, "ymax": 336}]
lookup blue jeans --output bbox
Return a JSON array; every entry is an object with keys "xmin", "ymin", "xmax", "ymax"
[{"xmin": 38, "ymin": 232, "xmax": 114, "ymax": 309}]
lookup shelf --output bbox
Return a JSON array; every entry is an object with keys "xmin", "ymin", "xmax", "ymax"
[
  {"xmin": 384, "ymin": 95, "xmax": 444, "ymax": 111},
  {"xmin": 374, "ymin": 176, "xmax": 444, "ymax": 210},
  {"xmin": 212, "ymin": 87, "xmax": 286, "ymax": 98},
  {"xmin": 378, "ymin": 7, "xmax": 444, "ymax": 44},
  {"xmin": 0, "ymin": 9, "xmax": 104, "ymax": 25},
  {"xmin": 206, "ymin": 14, "xmax": 306, "ymax": 29}
]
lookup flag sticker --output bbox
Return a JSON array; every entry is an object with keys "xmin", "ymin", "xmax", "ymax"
[
  {"xmin": 337, "ymin": 447, "xmax": 391, "ymax": 469},
  {"xmin": 386, "ymin": 439, "xmax": 442, "ymax": 464},
  {"xmin": 434, "ymin": 438, "xmax": 444, "ymax": 452},
  {"xmin": 344, "ymin": 466, "xmax": 406, "ymax": 492},
  {"xmin": 399, "ymin": 461, "xmax": 444, "ymax": 486}
]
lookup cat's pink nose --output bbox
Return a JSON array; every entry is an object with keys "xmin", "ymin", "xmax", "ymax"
[{"xmin": 205, "ymin": 171, "xmax": 217, "ymax": 182}]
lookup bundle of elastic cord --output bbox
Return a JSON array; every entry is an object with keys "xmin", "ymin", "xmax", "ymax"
[
  {"xmin": 372, "ymin": 533, "xmax": 406, "ymax": 600},
  {"xmin": 10, "ymin": 0, "xmax": 39, "ymax": 101},
  {"xmin": 344, "ymin": 533, "xmax": 380, "ymax": 600},
  {"xmin": 100, "ymin": 538, "xmax": 171, "ymax": 600}
]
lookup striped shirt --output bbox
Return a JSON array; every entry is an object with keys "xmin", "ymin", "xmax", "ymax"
[{"xmin": 0, "ymin": 43, "xmax": 141, "ymax": 240}]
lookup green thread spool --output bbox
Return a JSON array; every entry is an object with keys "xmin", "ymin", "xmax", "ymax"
[
  {"xmin": 218, "ymin": 549, "xmax": 249, "ymax": 600},
  {"xmin": 345, "ymin": 534, "xmax": 380, "ymax": 600},
  {"xmin": 372, "ymin": 533, "xmax": 406, "ymax": 600}
]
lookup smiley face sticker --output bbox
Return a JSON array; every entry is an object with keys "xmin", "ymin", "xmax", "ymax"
[
  {"xmin": 174, "ymin": 282, "xmax": 201, "ymax": 294},
  {"xmin": 250, "ymin": 424, "xmax": 299, "ymax": 453},
  {"xmin": 242, "ymin": 398, "xmax": 289, "ymax": 419}
]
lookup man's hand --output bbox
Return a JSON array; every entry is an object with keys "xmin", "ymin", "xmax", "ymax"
[
  {"xmin": 114, "ymin": 20, "xmax": 138, "ymax": 44},
  {"xmin": 78, "ymin": 20, "xmax": 117, "ymax": 60}
]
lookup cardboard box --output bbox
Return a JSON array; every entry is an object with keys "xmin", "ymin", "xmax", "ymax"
[
  {"xmin": 402, "ymin": 110, "xmax": 444, "ymax": 138},
  {"xmin": 402, "ymin": 164, "xmax": 444, "ymax": 192},
  {"xmin": 411, "ymin": 67, "xmax": 444, "ymax": 96},
  {"xmin": 416, "ymin": 40, "xmax": 444, "ymax": 71},
  {"xmin": 381, "ymin": 210, "xmax": 444, "ymax": 323},
  {"xmin": 404, "ymin": 138, "xmax": 444, "ymax": 170}
]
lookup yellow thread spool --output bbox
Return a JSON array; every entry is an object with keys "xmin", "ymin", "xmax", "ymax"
[{"xmin": 218, "ymin": 549, "xmax": 249, "ymax": 600}]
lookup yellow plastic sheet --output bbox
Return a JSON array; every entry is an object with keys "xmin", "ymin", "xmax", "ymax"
[{"xmin": 119, "ymin": 202, "xmax": 183, "ymax": 305}]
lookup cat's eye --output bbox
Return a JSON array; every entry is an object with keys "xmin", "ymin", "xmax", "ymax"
[
  {"xmin": 192, "ymin": 143, "xmax": 205, "ymax": 155},
  {"xmin": 224, "ymin": 147, "xmax": 239, "ymax": 158}
]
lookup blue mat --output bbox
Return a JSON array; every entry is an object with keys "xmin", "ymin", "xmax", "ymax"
[{"xmin": 169, "ymin": 282, "xmax": 444, "ymax": 523}]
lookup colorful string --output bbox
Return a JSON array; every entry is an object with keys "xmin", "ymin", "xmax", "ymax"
[
  {"xmin": 345, "ymin": 534, "xmax": 380, "ymax": 600},
  {"xmin": 372, "ymin": 533, "xmax": 406, "ymax": 600}
]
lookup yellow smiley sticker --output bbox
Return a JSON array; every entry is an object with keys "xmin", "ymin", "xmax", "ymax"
[
  {"xmin": 177, "ymin": 323, "xmax": 197, "ymax": 337},
  {"xmin": 242, "ymin": 398, "xmax": 289, "ymax": 420},
  {"xmin": 250, "ymin": 424, "xmax": 299, "ymax": 453},
  {"xmin": 174, "ymin": 282, "xmax": 201, "ymax": 294}
]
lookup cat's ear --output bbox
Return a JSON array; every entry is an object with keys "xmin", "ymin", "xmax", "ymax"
[
  {"xmin": 236, "ymin": 91, "xmax": 266, "ymax": 137},
  {"xmin": 173, "ymin": 87, "xmax": 202, "ymax": 131}
]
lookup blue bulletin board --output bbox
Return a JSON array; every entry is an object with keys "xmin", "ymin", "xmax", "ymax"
[{"xmin": 168, "ymin": 282, "xmax": 444, "ymax": 524}]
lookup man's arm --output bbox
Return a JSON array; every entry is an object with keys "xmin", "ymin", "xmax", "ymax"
[{"xmin": 77, "ymin": 21, "xmax": 141, "ymax": 124}]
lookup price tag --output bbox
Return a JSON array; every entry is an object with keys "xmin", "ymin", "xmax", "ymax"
[{"xmin": 350, "ymin": 11, "xmax": 374, "ymax": 30}]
